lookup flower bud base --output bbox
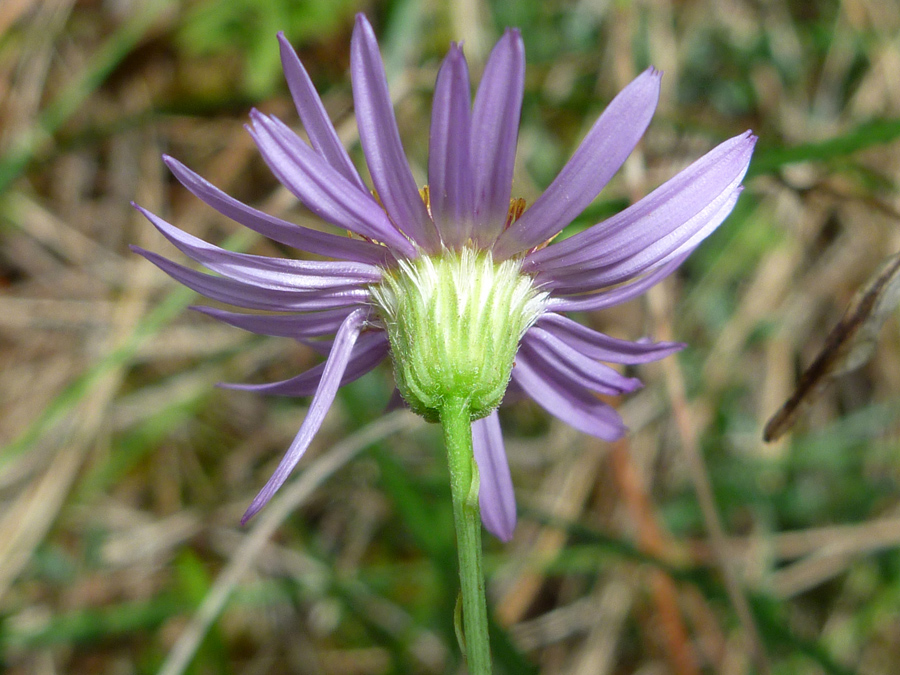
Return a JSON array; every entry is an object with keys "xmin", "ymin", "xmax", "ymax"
[{"xmin": 371, "ymin": 248, "xmax": 548, "ymax": 422}]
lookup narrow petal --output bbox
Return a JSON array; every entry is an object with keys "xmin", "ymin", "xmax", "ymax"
[
  {"xmin": 250, "ymin": 112, "xmax": 417, "ymax": 257},
  {"xmin": 164, "ymin": 157, "xmax": 390, "ymax": 266},
  {"xmin": 469, "ymin": 28, "xmax": 525, "ymax": 244},
  {"xmin": 526, "ymin": 131, "xmax": 756, "ymax": 273},
  {"xmin": 548, "ymin": 251, "xmax": 689, "ymax": 313},
  {"xmin": 242, "ymin": 308, "xmax": 369, "ymax": 523},
  {"xmin": 494, "ymin": 68, "xmax": 662, "ymax": 258},
  {"xmin": 536, "ymin": 312, "xmax": 684, "ymax": 364},
  {"xmin": 542, "ymin": 185, "xmax": 742, "ymax": 293},
  {"xmin": 278, "ymin": 32, "xmax": 366, "ymax": 191},
  {"xmin": 473, "ymin": 411, "xmax": 517, "ymax": 541},
  {"xmin": 656, "ymin": 186, "xmax": 744, "ymax": 267},
  {"xmin": 428, "ymin": 43, "xmax": 475, "ymax": 248},
  {"xmin": 135, "ymin": 205, "xmax": 381, "ymax": 290},
  {"xmin": 222, "ymin": 330, "xmax": 388, "ymax": 397},
  {"xmin": 512, "ymin": 346, "xmax": 628, "ymax": 441},
  {"xmin": 132, "ymin": 247, "xmax": 370, "ymax": 312},
  {"xmin": 192, "ymin": 306, "xmax": 354, "ymax": 338},
  {"xmin": 521, "ymin": 328, "xmax": 643, "ymax": 396},
  {"xmin": 350, "ymin": 14, "xmax": 439, "ymax": 250}
]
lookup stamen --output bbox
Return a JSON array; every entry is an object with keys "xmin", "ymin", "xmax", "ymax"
[
  {"xmin": 419, "ymin": 185, "xmax": 433, "ymax": 218},
  {"xmin": 504, "ymin": 197, "xmax": 527, "ymax": 231}
]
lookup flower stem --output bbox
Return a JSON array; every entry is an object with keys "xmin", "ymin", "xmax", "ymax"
[{"xmin": 441, "ymin": 396, "xmax": 492, "ymax": 674}]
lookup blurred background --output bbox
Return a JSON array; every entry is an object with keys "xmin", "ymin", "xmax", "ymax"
[{"xmin": 2, "ymin": 0, "xmax": 900, "ymax": 673}]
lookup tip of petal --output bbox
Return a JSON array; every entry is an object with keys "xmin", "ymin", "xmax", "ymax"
[
  {"xmin": 245, "ymin": 111, "xmax": 269, "ymax": 137},
  {"xmin": 609, "ymin": 427, "xmax": 628, "ymax": 441},
  {"xmin": 277, "ymin": 32, "xmax": 295, "ymax": 58},
  {"xmin": 480, "ymin": 486, "xmax": 517, "ymax": 541},
  {"xmin": 488, "ymin": 520, "xmax": 516, "ymax": 542},
  {"xmin": 353, "ymin": 12, "xmax": 374, "ymax": 35},
  {"xmin": 241, "ymin": 500, "xmax": 264, "ymax": 526},
  {"xmin": 216, "ymin": 381, "xmax": 248, "ymax": 391},
  {"xmin": 735, "ymin": 132, "xmax": 759, "ymax": 171},
  {"xmin": 495, "ymin": 27, "xmax": 524, "ymax": 54},
  {"xmin": 131, "ymin": 202, "xmax": 151, "ymax": 218},
  {"xmin": 241, "ymin": 477, "xmax": 280, "ymax": 523},
  {"xmin": 161, "ymin": 155, "xmax": 187, "ymax": 175}
]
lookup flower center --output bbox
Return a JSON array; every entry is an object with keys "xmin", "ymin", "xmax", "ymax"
[{"xmin": 371, "ymin": 248, "xmax": 549, "ymax": 422}]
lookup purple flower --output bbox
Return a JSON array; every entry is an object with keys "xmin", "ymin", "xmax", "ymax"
[{"xmin": 134, "ymin": 14, "xmax": 755, "ymax": 540}]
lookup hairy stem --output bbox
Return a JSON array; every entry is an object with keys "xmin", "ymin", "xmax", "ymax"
[{"xmin": 441, "ymin": 396, "xmax": 491, "ymax": 674}]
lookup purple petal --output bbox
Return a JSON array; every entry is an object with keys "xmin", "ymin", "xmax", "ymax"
[
  {"xmin": 536, "ymin": 312, "xmax": 684, "ymax": 364},
  {"xmin": 494, "ymin": 68, "xmax": 662, "ymax": 258},
  {"xmin": 164, "ymin": 157, "xmax": 390, "ymax": 266},
  {"xmin": 192, "ymin": 306, "xmax": 354, "ymax": 338},
  {"xmin": 548, "ymin": 250, "xmax": 689, "ymax": 313},
  {"xmin": 542, "ymin": 185, "xmax": 742, "ymax": 293},
  {"xmin": 222, "ymin": 330, "xmax": 388, "ymax": 397},
  {"xmin": 350, "ymin": 14, "xmax": 439, "ymax": 251},
  {"xmin": 656, "ymin": 186, "xmax": 744, "ymax": 267},
  {"xmin": 521, "ymin": 327, "xmax": 643, "ymax": 396},
  {"xmin": 249, "ymin": 112, "xmax": 417, "ymax": 257},
  {"xmin": 526, "ymin": 131, "xmax": 756, "ymax": 273},
  {"xmin": 469, "ymin": 28, "xmax": 525, "ymax": 245},
  {"xmin": 473, "ymin": 411, "xmax": 516, "ymax": 541},
  {"xmin": 242, "ymin": 308, "xmax": 369, "ymax": 523},
  {"xmin": 278, "ymin": 32, "xmax": 366, "ymax": 191},
  {"xmin": 511, "ymin": 346, "xmax": 628, "ymax": 441},
  {"xmin": 132, "ymin": 247, "xmax": 370, "ymax": 312},
  {"xmin": 428, "ymin": 43, "xmax": 475, "ymax": 248},
  {"xmin": 135, "ymin": 204, "xmax": 381, "ymax": 290}
]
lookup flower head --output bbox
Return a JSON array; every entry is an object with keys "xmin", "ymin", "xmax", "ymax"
[{"xmin": 134, "ymin": 14, "xmax": 755, "ymax": 539}]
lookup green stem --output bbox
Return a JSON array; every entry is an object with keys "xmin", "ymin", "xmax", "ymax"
[{"xmin": 441, "ymin": 396, "xmax": 492, "ymax": 674}]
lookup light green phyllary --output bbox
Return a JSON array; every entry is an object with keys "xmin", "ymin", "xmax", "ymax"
[{"xmin": 371, "ymin": 248, "xmax": 549, "ymax": 423}]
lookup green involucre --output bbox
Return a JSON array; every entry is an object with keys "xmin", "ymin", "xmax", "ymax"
[{"xmin": 371, "ymin": 248, "xmax": 548, "ymax": 422}]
